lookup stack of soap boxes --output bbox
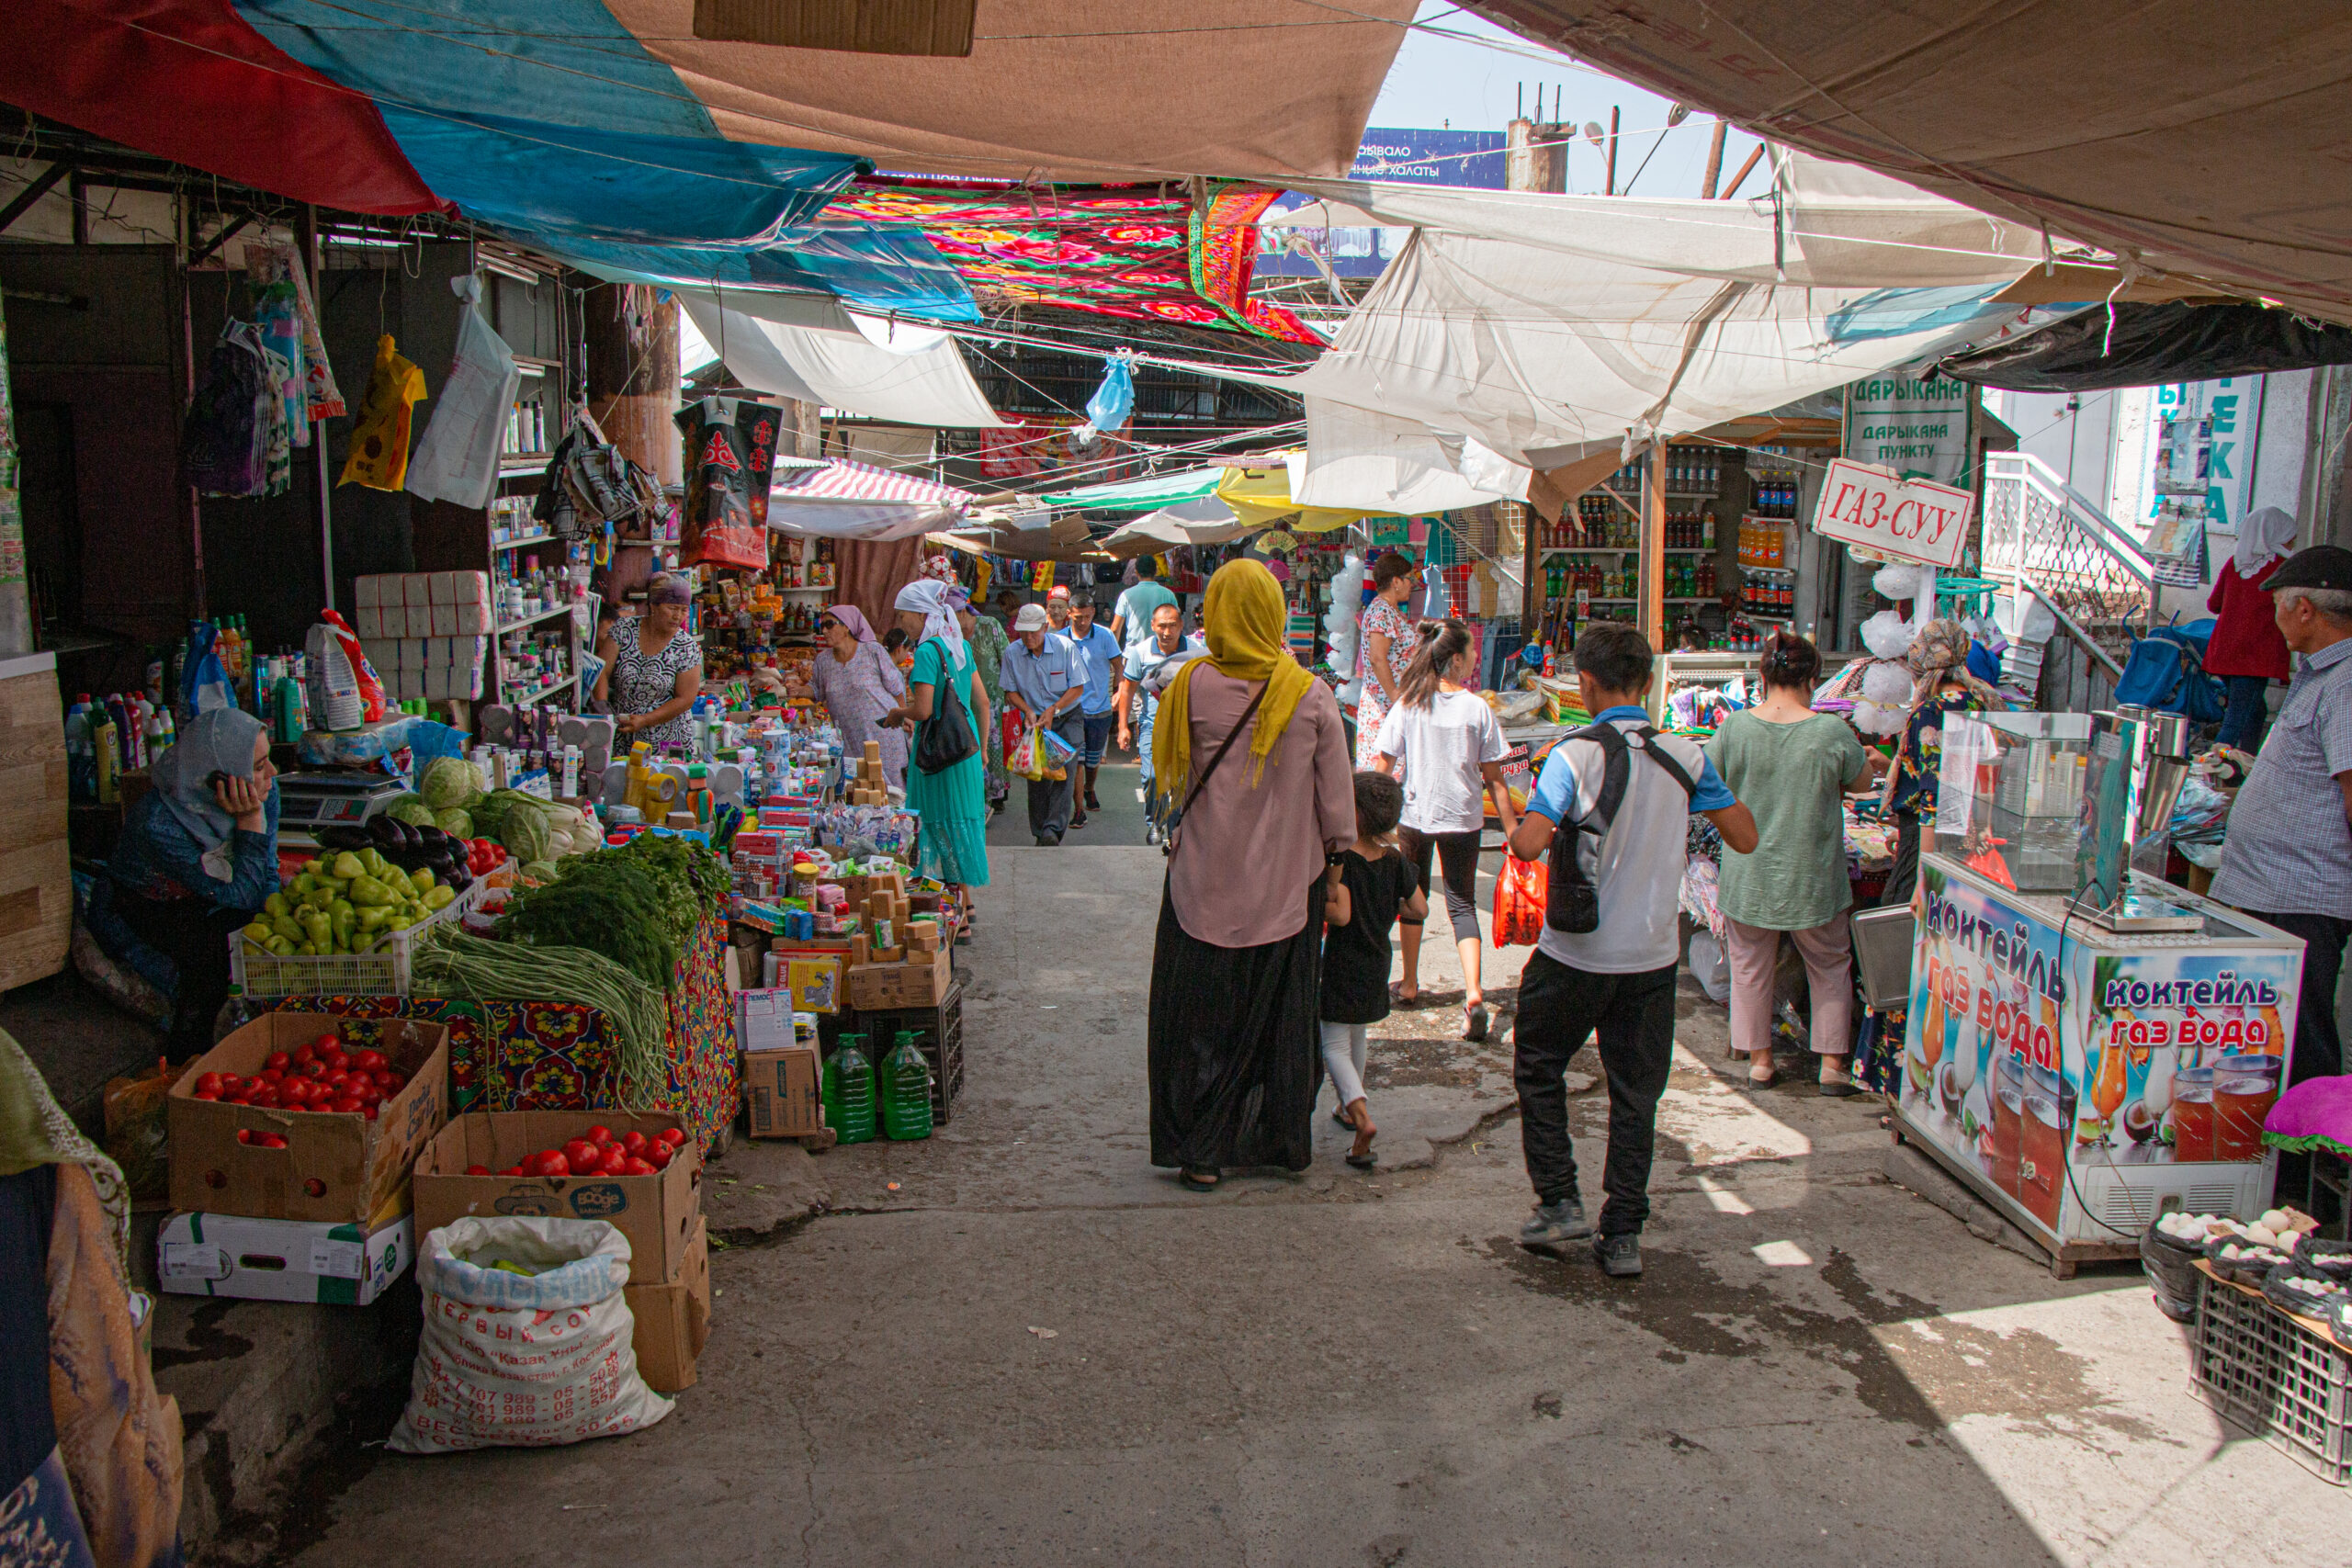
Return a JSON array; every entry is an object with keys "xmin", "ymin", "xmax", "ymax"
[{"xmin": 353, "ymin": 572, "xmax": 491, "ymax": 702}]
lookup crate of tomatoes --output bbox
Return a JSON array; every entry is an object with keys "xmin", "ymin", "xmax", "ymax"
[
  {"xmin": 167, "ymin": 1013, "xmax": 450, "ymax": 1224},
  {"xmin": 413, "ymin": 1110, "xmax": 701, "ymax": 1284}
]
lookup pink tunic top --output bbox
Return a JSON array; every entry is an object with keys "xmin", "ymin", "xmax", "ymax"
[{"xmin": 1168, "ymin": 668, "xmax": 1357, "ymax": 948}]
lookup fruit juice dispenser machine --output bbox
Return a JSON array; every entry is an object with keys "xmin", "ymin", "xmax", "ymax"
[{"xmin": 2074, "ymin": 706, "xmax": 2201, "ymax": 932}]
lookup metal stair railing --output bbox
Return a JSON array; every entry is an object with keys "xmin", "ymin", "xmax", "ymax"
[{"xmin": 1981, "ymin": 451, "xmax": 2154, "ymax": 706}]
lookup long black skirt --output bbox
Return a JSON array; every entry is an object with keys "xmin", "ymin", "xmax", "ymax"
[{"xmin": 1148, "ymin": 874, "xmax": 1323, "ymax": 1172}]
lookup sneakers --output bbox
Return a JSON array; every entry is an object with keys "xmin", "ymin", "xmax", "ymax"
[
  {"xmin": 1518, "ymin": 1198, "xmax": 1592, "ymax": 1249},
  {"xmin": 1594, "ymin": 1232, "xmax": 1643, "ymax": 1278},
  {"xmin": 1085, "ymin": 790, "xmax": 1102, "ymax": 811},
  {"xmin": 1035, "ymin": 833, "xmax": 1061, "ymax": 847}
]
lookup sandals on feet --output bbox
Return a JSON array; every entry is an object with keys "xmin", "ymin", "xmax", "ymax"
[
  {"xmin": 1463, "ymin": 1003, "xmax": 1490, "ymax": 1043},
  {"xmin": 1346, "ymin": 1148, "xmax": 1377, "ymax": 1169},
  {"xmin": 1388, "ymin": 982, "xmax": 1426, "ymax": 1010}
]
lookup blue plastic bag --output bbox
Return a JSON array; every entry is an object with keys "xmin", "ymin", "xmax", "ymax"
[
  {"xmin": 2114, "ymin": 617, "xmax": 2223, "ymax": 725},
  {"xmin": 178, "ymin": 622, "xmax": 236, "ymax": 722}
]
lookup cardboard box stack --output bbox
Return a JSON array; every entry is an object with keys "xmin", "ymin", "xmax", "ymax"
[
  {"xmin": 160, "ymin": 1012, "xmax": 452, "ymax": 1305},
  {"xmin": 846, "ymin": 739, "xmax": 890, "ymax": 805},
  {"xmin": 412, "ymin": 1110, "xmax": 712, "ymax": 1393},
  {"xmin": 740, "ymin": 987, "xmax": 826, "ymax": 1140},
  {"xmin": 352, "ymin": 571, "xmax": 491, "ymax": 701}
]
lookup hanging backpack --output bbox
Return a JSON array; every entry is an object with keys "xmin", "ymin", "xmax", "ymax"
[
  {"xmin": 2112, "ymin": 615, "xmax": 2223, "ymax": 726},
  {"xmin": 1544, "ymin": 721, "xmax": 1698, "ymax": 934}
]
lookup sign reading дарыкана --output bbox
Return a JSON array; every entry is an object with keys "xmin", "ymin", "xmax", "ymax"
[{"xmin": 1846, "ymin": 375, "xmax": 1972, "ymax": 488}]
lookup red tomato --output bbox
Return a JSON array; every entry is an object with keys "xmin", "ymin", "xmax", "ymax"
[
  {"xmin": 329, "ymin": 1097, "xmax": 364, "ymax": 1114},
  {"xmin": 620, "ymin": 1130, "xmax": 650, "ymax": 1156},
  {"xmin": 247, "ymin": 1087, "xmax": 279, "ymax": 1109},
  {"xmin": 355, "ymin": 1083, "xmax": 383, "ymax": 1106},
  {"xmin": 303, "ymin": 1178, "xmax": 326, "ymax": 1197},
  {"xmin": 464, "ymin": 1164, "xmax": 492, "ymax": 1176},
  {"xmin": 361, "ymin": 1102, "xmax": 379, "ymax": 1121},
  {"xmin": 645, "ymin": 1143, "xmax": 674, "ymax": 1170},
  {"xmin": 376, "ymin": 1071, "xmax": 405, "ymax": 1093},
  {"xmin": 314, "ymin": 1033, "xmax": 342, "ymax": 1055},
  {"xmin": 597, "ymin": 1147, "xmax": 628, "ymax": 1176},
  {"xmin": 352, "ymin": 1049, "xmax": 388, "ymax": 1073},
  {"xmin": 258, "ymin": 1066, "xmax": 285, "ymax": 1084},
  {"xmin": 622, "ymin": 1156, "xmax": 655, "ymax": 1176},
  {"xmin": 194, "ymin": 1072, "xmax": 224, "ymax": 1095},
  {"xmin": 258, "ymin": 1133, "xmax": 288, "ymax": 1149},
  {"xmin": 278, "ymin": 1080, "xmax": 308, "ymax": 1105},
  {"xmin": 236, "ymin": 1129, "xmax": 254, "ymax": 1145},
  {"xmin": 500, "ymin": 1165, "xmax": 526, "ymax": 1177},
  {"xmin": 299, "ymin": 1059, "xmax": 327, "ymax": 1081},
  {"xmin": 584, "ymin": 1124, "xmax": 616, "ymax": 1146},
  {"xmin": 290, "ymin": 1044, "xmax": 316, "ymax": 1068},
  {"xmin": 220, "ymin": 1074, "xmax": 246, "ymax": 1094},
  {"xmin": 562, "ymin": 1138, "xmax": 601, "ymax": 1170},
  {"xmin": 264, "ymin": 1051, "xmax": 291, "ymax": 1073}
]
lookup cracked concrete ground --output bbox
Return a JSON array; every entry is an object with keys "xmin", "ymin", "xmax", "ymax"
[{"xmin": 284, "ymin": 839, "xmax": 2352, "ymax": 1566}]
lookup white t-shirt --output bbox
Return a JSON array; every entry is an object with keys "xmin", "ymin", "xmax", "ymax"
[{"xmin": 1374, "ymin": 689, "xmax": 1508, "ymax": 835}]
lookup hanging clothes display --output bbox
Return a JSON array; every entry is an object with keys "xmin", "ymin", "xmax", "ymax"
[
  {"xmin": 340, "ymin": 334, "xmax": 428, "ymax": 491},
  {"xmin": 407, "ymin": 276, "xmax": 522, "ymax": 509},
  {"xmin": 180, "ymin": 322, "xmax": 276, "ymax": 499}
]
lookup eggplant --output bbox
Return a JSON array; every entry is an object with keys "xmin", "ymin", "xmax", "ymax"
[
  {"xmin": 318, "ymin": 825, "xmax": 374, "ymax": 852},
  {"xmin": 368, "ymin": 815, "xmax": 403, "ymax": 847}
]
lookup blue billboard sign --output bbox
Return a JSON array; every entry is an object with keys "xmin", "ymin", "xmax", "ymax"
[{"xmin": 1259, "ymin": 127, "xmax": 1507, "ymax": 278}]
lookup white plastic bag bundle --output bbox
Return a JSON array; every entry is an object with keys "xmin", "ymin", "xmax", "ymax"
[
  {"xmin": 1852, "ymin": 699, "xmax": 1908, "ymax": 737},
  {"xmin": 1687, "ymin": 929, "xmax": 1730, "ymax": 1005},
  {"xmin": 390, "ymin": 1216, "xmax": 673, "ymax": 1454},
  {"xmin": 1873, "ymin": 563, "xmax": 1925, "ymax": 602},
  {"xmin": 1860, "ymin": 660, "xmax": 1916, "ymax": 706},
  {"xmin": 1860, "ymin": 609, "xmax": 1917, "ymax": 660},
  {"xmin": 406, "ymin": 276, "xmax": 523, "ymax": 509}
]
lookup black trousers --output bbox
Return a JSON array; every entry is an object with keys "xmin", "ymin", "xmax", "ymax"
[
  {"xmin": 2238, "ymin": 908, "xmax": 2350, "ymax": 1087},
  {"xmin": 1514, "ymin": 950, "xmax": 1679, "ymax": 1235},
  {"xmin": 1878, "ymin": 815, "xmax": 1923, "ymax": 908},
  {"xmin": 1025, "ymin": 710, "xmax": 1086, "ymax": 840},
  {"xmin": 114, "ymin": 891, "xmax": 250, "ymax": 1062},
  {"xmin": 1397, "ymin": 825, "xmax": 1482, "ymax": 931}
]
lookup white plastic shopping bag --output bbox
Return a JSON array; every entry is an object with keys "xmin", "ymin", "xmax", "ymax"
[
  {"xmin": 405, "ymin": 276, "xmax": 522, "ymax": 509},
  {"xmin": 390, "ymin": 1216, "xmax": 673, "ymax": 1453}
]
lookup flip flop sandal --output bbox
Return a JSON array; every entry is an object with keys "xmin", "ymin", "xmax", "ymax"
[
  {"xmin": 1346, "ymin": 1150, "xmax": 1377, "ymax": 1169},
  {"xmin": 1464, "ymin": 1004, "xmax": 1490, "ymax": 1043},
  {"xmin": 1388, "ymin": 983, "xmax": 1427, "ymax": 1010},
  {"xmin": 1177, "ymin": 1168, "xmax": 1221, "ymax": 1191},
  {"xmin": 1332, "ymin": 1107, "xmax": 1357, "ymax": 1129}
]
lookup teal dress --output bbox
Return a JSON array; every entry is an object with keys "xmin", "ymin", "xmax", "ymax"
[{"xmin": 905, "ymin": 637, "xmax": 991, "ymax": 886}]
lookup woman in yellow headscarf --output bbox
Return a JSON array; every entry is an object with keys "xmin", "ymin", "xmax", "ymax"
[{"xmin": 1148, "ymin": 559, "xmax": 1357, "ymax": 1191}]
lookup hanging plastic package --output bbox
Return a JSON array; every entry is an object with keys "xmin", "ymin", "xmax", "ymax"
[
  {"xmin": 1070, "ymin": 351, "xmax": 1136, "ymax": 445},
  {"xmin": 674, "ymin": 395, "xmax": 779, "ymax": 571},
  {"xmin": 245, "ymin": 241, "xmax": 344, "ymax": 422},
  {"xmin": 177, "ymin": 621, "xmax": 235, "ymax": 721},
  {"xmin": 253, "ymin": 281, "xmax": 309, "ymax": 449},
  {"xmin": 306, "ymin": 609, "xmax": 384, "ymax": 731},
  {"xmin": 407, "ymin": 276, "xmax": 522, "ymax": 509},
  {"xmin": 339, "ymin": 333, "xmax": 427, "ymax": 491},
  {"xmin": 181, "ymin": 322, "xmax": 275, "ymax": 498}
]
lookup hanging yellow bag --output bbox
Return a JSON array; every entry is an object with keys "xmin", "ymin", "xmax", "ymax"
[{"xmin": 339, "ymin": 333, "xmax": 427, "ymax": 491}]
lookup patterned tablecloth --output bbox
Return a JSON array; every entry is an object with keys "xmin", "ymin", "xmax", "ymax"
[{"xmin": 284, "ymin": 918, "xmax": 738, "ymax": 1154}]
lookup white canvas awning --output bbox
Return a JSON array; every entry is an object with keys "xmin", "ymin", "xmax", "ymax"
[
  {"xmin": 678, "ymin": 291, "xmax": 1007, "ymax": 429},
  {"xmin": 766, "ymin": 459, "xmax": 978, "ymax": 540}
]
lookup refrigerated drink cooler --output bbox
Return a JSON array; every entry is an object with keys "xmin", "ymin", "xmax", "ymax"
[{"xmin": 1895, "ymin": 852, "xmax": 2302, "ymax": 1277}]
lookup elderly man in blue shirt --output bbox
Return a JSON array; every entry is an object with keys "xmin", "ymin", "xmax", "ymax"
[
  {"xmin": 1000, "ymin": 603, "xmax": 1087, "ymax": 847},
  {"xmin": 2212, "ymin": 545, "xmax": 2352, "ymax": 1089}
]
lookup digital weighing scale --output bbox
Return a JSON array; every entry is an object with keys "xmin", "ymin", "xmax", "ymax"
[{"xmin": 274, "ymin": 773, "xmax": 408, "ymax": 850}]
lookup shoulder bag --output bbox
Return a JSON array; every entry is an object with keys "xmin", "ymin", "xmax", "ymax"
[
  {"xmin": 1544, "ymin": 721, "xmax": 1696, "ymax": 933},
  {"xmin": 912, "ymin": 645, "xmax": 980, "ymax": 774},
  {"xmin": 1159, "ymin": 679, "xmax": 1270, "ymax": 858}
]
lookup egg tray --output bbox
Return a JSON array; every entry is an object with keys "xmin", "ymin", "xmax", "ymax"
[{"xmin": 2190, "ymin": 1261, "xmax": 2352, "ymax": 1486}]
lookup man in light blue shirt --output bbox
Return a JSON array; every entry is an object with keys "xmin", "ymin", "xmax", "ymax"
[
  {"xmin": 1110, "ymin": 558, "xmax": 1180, "ymax": 651},
  {"xmin": 1064, "ymin": 597, "xmax": 1124, "ymax": 826},
  {"xmin": 1000, "ymin": 604, "xmax": 1085, "ymax": 845},
  {"xmin": 1502, "ymin": 624, "xmax": 1755, "ymax": 1280},
  {"xmin": 1114, "ymin": 602, "xmax": 1206, "ymax": 845}
]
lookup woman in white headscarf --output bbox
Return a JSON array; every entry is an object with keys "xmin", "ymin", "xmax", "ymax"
[
  {"xmin": 882, "ymin": 579, "xmax": 989, "ymax": 900},
  {"xmin": 2207, "ymin": 503, "xmax": 2299, "ymax": 750}
]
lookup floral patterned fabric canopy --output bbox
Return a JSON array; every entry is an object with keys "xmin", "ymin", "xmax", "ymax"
[{"xmin": 828, "ymin": 179, "xmax": 1321, "ymax": 344}]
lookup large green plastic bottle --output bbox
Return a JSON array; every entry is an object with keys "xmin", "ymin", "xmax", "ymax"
[
  {"xmin": 823, "ymin": 1035, "xmax": 876, "ymax": 1145},
  {"xmin": 880, "ymin": 1031, "xmax": 933, "ymax": 1141}
]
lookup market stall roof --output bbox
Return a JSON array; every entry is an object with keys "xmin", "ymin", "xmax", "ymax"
[
  {"xmin": 9, "ymin": 2, "xmax": 1410, "ymax": 286},
  {"xmin": 675, "ymin": 292, "xmax": 1007, "ymax": 428},
  {"xmin": 1097, "ymin": 498, "xmax": 1254, "ymax": 554},
  {"xmin": 1935, "ymin": 302, "xmax": 2352, "ymax": 392},
  {"xmin": 1034, "ymin": 467, "xmax": 1228, "ymax": 513},
  {"xmin": 766, "ymin": 459, "xmax": 978, "ymax": 541},
  {"xmin": 1457, "ymin": 0, "xmax": 2352, "ymax": 325}
]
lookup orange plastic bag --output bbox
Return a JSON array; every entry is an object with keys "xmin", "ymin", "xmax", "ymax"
[{"xmin": 1494, "ymin": 854, "xmax": 1548, "ymax": 947}]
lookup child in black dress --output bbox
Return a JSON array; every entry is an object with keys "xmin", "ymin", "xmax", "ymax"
[{"xmin": 1321, "ymin": 771, "xmax": 1427, "ymax": 1168}]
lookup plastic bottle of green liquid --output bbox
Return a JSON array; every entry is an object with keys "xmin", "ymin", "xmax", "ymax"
[
  {"xmin": 823, "ymin": 1035, "xmax": 876, "ymax": 1144},
  {"xmin": 880, "ymin": 1031, "xmax": 933, "ymax": 1141}
]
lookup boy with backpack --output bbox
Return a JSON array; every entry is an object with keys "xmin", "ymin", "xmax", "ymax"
[{"xmin": 1506, "ymin": 625, "xmax": 1758, "ymax": 1278}]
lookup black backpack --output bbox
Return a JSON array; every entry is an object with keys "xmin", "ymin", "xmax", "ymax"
[{"xmin": 1545, "ymin": 722, "xmax": 1697, "ymax": 934}]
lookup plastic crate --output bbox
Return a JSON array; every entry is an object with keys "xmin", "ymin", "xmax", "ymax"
[
  {"xmin": 822, "ymin": 981, "xmax": 963, "ymax": 1124},
  {"xmin": 230, "ymin": 879, "xmax": 488, "ymax": 1000},
  {"xmin": 2189, "ymin": 1264, "xmax": 2352, "ymax": 1485}
]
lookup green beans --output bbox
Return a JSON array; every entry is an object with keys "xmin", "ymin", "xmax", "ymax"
[{"xmin": 411, "ymin": 929, "xmax": 671, "ymax": 1108}]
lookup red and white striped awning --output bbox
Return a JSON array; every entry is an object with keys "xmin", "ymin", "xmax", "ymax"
[{"xmin": 767, "ymin": 459, "xmax": 978, "ymax": 540}]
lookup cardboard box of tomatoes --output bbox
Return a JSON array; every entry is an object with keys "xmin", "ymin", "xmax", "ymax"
[
  {"xmin": 411, "ymin": 1111, "xmax": 700, "ymax": 1285},
  {"xmin": 167, "ymin": 1013, "xmax": 450, "ymax": 1225}
]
